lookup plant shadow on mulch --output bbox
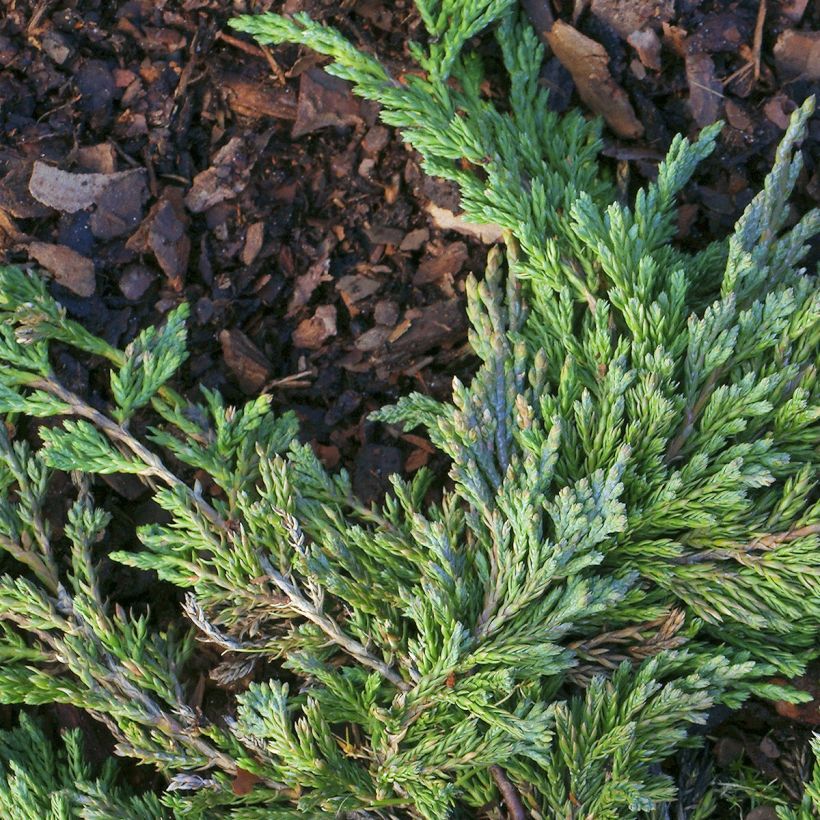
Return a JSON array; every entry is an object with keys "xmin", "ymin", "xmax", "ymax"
[{"xmin": 0, "ymin": 0, "xmax": 818, "ymax": 813}]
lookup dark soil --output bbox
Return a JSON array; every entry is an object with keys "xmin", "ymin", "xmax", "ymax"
[{"xmin": 0, "ymin": 0, "xmax": 818, "ymax": 814}]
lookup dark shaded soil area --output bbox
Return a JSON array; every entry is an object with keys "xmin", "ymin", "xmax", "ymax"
[{"xmin": 0, "ymin": 0, "xmax": 819, "ymax": 813}]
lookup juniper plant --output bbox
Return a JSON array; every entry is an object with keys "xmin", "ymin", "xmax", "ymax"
[{"xmin": 0, "ymin": 1, "xmax": 817, "ymax": 816}]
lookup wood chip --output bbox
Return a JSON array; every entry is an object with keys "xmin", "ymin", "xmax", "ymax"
[
  {"xmin": 685, "ymin": 52, "xmax": 724, "ymax": 127},
  {"xmin": 424, "ymin": 203, "xmax": 503, "ymax": 243},
  {"xmin": 590, "ymin": 0, "xmax": 674, "ymax": 39},
  {"xmin": 763, "ymin": 95, "xmax": 795, "ymax": 130},
  {"xmin": 75, "ymin": 143, "xmax": 117, "ymax": 174},
  {"xmin": 0, "ymin": 162, "xmax": 53, "ymax": 219},
  {"xmin": 336, "ymin": 274, "xmax": 382, "ymax": 310},
  {"xmin": 374, "ymin": 299, "xmax": 399, "ymax": 326},
  {"xmin": 29, "ymin": 161, "xmax": 147, "ymax": 215},
  {"xmin": 400, "ymin": 227, "xmax": 430, "ymax": 252},
  {"xmin": 773, "ymin": 30, "xmax": 820, "ymax": 81},
  {"xmin": 292, "ymin": 69, "xmax": 365, "ymax": 138},
  {"xmin": 780, "ymin": 0, "xmax": 809, "ymax": 23},
  {"xmin": 545, "ymin": 20, "xmax": 644, "ymax": 140},
  {"xmin": 219, "ymin": 328, "xmax": 272, "ymax": 394},
  {"xmin": 380, "ymin": 299, "xmax": 466, "ymax": 367},
  {"xmin": 414, "ymin": 241, "xmax": 468, "ymax": 286},
  {"xmin": 286, "ymin": 256, "xmax": 331, "ymax": 317},
  {"xmin": 216, "ymin": 71, "xmax": 298, "ymax": 121},
  {"xmin": 627, "ymin": 28, "xmax": 662, "ymax": 71},
  {"xmin": 26, "ymin": 241, "xmax": 95, "ymax": 297},
  {"xmin": 354, "ymin": 326, "xmax": 391, "ymax": 352},
  {"xmin": 119, "ymin": 264, "xmax": 156, "ymax": 300},
  {"xmin": 126, "ymin": 189, "xmax": 190, "ymax": 291},
  {"xmin": 241, "ymin": 221, "xmax": 265, "ymax": 266},
  {"xmin": 292, "ymin": 305, "xmax": 337, "ymax": 350}
]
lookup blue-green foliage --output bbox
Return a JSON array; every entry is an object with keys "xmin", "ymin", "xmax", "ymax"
[{"xmin": 0, "ymin": 1, "xmax": 814, "ymax": 817}]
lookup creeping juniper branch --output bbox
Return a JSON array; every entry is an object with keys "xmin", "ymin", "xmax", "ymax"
[{"xmin": 0, "ymin": 2, "xmax": 816, "ymax": 817}]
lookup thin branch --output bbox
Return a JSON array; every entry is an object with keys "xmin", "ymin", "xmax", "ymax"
[
  {"xmin": 32, "ymin": 373, "xmax": 412, "ymax": 692},
  {"xmin": 745, "ymin": 523, "xmax": 820, "ymax": 550},
  {"xmin": 490, "ymin": 765, "xmax": 528, "ymax": 820},
  {"xmin": 31, "ymin": 376, "xmax": 227, "ymax": 529},
  {"xmin": 664, "ymin": 367, "xmax": 722, "ymax": 463},
  {"xmin": 258, "ymin": 554, "xmax": 410, "ymax": 691},
  {"xmin": 752, "ymin": 0, "xmax": 766, "ymax": 82}
]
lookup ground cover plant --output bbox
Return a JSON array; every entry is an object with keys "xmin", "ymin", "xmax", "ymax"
[{"xmin": 0, "ymin": 1, "xmax": 818, "ymax": 817}]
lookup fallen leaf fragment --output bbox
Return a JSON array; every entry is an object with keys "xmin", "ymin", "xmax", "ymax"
[
  {"xmin": 292, "ymin": 305, "xmax": 337, "ymax": 350},
  {"xmin": 185, "ymin": 135, "xmax": 270, "ymax": 214},
  {"xmin": 231, "ymin": 767, "xmax": 262, "ymax": 796},
  {"xmin": 545, "ymin": 20, "xmax": 644, "ymax": 139},
  {"xmin": 312, "ymin": 442, "xmax": 340, "ymax": 470},
  {"xmin": 771, "ymin": 662, "xmax": 820, "ymax": 726},
  {"xmin": 26, "ymin": 241, "xmax": 96, "ymax": 297},
  {"xmin": 400, "ymin": 227, "xmax": 430, "ymax": 252},
  {"xmin": 405, "ymin": 447, "xmax": 429, "ymax": 473}
]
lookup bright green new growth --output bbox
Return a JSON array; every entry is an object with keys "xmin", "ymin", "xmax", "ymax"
[{"xmin": 0, "ymin": 1, "xmax": 817, "ymax": 816}]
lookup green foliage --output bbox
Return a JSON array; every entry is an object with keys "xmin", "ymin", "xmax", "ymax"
[
  {"xmin": 0, "ymin": 1, "xmax": 815, "ymax": 816},
  {"xmin": 0, "ymin": 713, "xmax": 167, "ymax": 819}
]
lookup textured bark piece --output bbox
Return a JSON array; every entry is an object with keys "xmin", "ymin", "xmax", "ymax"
[
  {"xmin": 216, "ymin": 71, "xmax": 298, "ymax": 121},
  {"xmin": 414, "ymin": 241, "xmax": 468, "ymax": 286},
  {"xmin": 545, "ymin": 20, "xmax": 644, "ymax": 139},
  {"xmin": 627, "ymin": 28, "xmax": 662, "ymax": 71},
  {"xmin": 590, "ymin": 0, "xmax": 674, "ymax": 40},
  {"xmin": 773, "ymin": 30, "xmax": 820, "ymax": 80},
  {"xmin": 27, "ymin": 241, "xmax": 95, "ymax": 297},
  {"xmin": 241, "ymin": 221, "xmax": 265, "ymax": 266},
  {"xmin": 29, "ymin": 161, "xmax": 147, "ymax": 216},
  {"xmin": 685, "ymin": 52, "xmax": 724, "ymax": 127},
  {"xmin": 379, "ymin": 298, "xmax": 467, "ymax": 368},
  {"xmin": 424, "ymin": 203, "xmax": 503, "ymax": 244},
  {"xmin": 126, "ymin": 188, "xmax": 190, "ymax": 291},
  {"xmin": 292, "ymin": 305, "xmax": 338, "ymax": 350},
  {"xmin": 219, "ymin": 328, "xmax": 272, "ymax": 394},
  {"xmin": 292, "ymin": 69, "xmax": 365, "ymax": 138}
]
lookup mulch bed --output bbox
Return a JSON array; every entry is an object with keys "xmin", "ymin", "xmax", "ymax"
[{"xmin": 0, "ymin": 0, "xmax": 818, "ymax": 812}]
